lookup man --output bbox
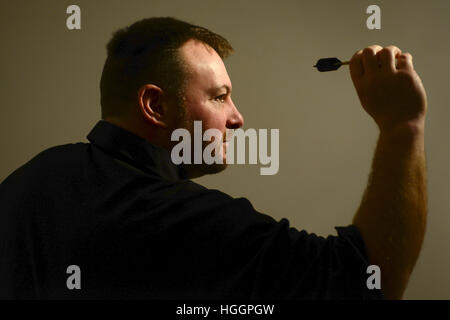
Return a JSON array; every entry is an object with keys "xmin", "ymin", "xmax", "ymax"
[{"xmin": 0, "ymin": 17, "xmax": 427, "ymax": 299}]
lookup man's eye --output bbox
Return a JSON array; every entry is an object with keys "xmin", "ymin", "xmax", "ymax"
[{"xmin": 214, "ymin": 95, "xmax": 226, "ymax": 103}]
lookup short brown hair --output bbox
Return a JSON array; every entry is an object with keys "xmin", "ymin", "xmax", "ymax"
[{"xmin": 100, "ymin": 17, "xmax": 234, "ymax": 118}]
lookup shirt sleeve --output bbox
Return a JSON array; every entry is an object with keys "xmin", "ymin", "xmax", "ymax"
[{"xmin": 210, "ymin": 195, "xmax": 385, "ymax": 300}]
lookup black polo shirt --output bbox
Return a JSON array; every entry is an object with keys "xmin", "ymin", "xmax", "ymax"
[{"xmin": 0, "ymin": 120, "xmax": 383, "ymax": 299}]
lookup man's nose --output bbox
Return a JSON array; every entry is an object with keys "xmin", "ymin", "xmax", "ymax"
[{"xmin": 227, "ymin": 98, "xmax": 244, "ymax": 129}]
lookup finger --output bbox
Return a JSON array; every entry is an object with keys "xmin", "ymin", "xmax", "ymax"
[
  {"xmin": 378, "ymin": 45, "xmax": 402, "ymax": 72},
  {"xmin": 396, "ymin": 52, "xmax": 414, "ymax": 70},
  {"xmin": 350, "ymin": 49, "xmax": 364, "ymax": 79},
  {"xmin": 361, "ymin": 45, "xmax": 383, "ymax": 74}
]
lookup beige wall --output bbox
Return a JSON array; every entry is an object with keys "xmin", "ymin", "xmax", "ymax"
[{"xmin": 1, "ymin": 0, "xmax": 449, "ymax": 299}]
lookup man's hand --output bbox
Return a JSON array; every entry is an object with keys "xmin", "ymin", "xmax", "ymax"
[{"xmin": 349, "ymin": 45, "xmax": 427, "ymax": 132}]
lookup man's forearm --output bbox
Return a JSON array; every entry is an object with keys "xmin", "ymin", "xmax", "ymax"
[{"xmin": 352, "ymin": 123, "xmax": 427, "ymax": 299}]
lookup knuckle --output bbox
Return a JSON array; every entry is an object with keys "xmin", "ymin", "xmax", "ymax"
[
  {"xmin": 352, "ymin": 49, "xmax": 361, "ymax": 57},
  {"xmin": 402, "ymin": 52, "xmax": 413, "ymax": 60},
  {"xmin": 378, "ymin": 48, "xmax": 391, "ymax": 57},
  {"xmin": 385, "ymin": 45, "xmax": 400, "ymax": 52},
  {"xmin": 370, "ymin": 44, "xmax": 383, "ymax": 51},
  {"xmin": 351, "ymin": 49, "xmax": 363, "ymax": 60},
  {"xmin": 362, "ymin": 47, "xmax": 376, "ymax": 55}
]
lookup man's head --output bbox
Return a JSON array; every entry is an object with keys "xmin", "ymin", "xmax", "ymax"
[{"xmin": 100, "ymin": 17, "xmax": 244, "ymax": 178}]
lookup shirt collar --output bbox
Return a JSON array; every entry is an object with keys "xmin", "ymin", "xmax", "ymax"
[{"xmin": 87, "ymin": 120, "xmax": 188, "ymax": 181}]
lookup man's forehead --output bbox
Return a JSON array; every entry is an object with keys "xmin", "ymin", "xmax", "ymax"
[
  {"xmin": 179, "ymin": 39, "xmax": 218, "ymax": 61},
  {"xmin": 179, "ymin": 39, "xmax": 231, "ymax": 88}
]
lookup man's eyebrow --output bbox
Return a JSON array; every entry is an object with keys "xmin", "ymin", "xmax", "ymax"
[{"xmin": 211, "ymin": 85, "xmax": 232, "ymax": 94}]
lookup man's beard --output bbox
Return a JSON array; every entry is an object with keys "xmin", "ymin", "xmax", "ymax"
[{"xmin": 174, "ymin": 100, "xmax": 228, "ymax": 179}]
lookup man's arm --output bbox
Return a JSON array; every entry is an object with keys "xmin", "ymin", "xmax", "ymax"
[{"xmin": 349, "ymin": 45, "xmax": 428, "ymax": 299}]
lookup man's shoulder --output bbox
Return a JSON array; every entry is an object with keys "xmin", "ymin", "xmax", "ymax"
[
  {"xmin": 1, "ymin": 142, "xmax": 89, "ymax": 187},
  {"xmin": 31, "ymin": 142, "xmax": 89, "ymax": 162},
  {"xmin": 167, "ymin": 179, "xmax": 275, "ymax": 223}
]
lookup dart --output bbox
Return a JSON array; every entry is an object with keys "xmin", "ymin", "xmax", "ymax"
[{"xmin": 313, "ymin": 57, "xmax": 349, "ymax": 72}]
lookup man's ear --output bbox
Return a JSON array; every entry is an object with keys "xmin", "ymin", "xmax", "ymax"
[{"xmin": 137, "ymin": 84, "xmax": 168, "ymax": 128}]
